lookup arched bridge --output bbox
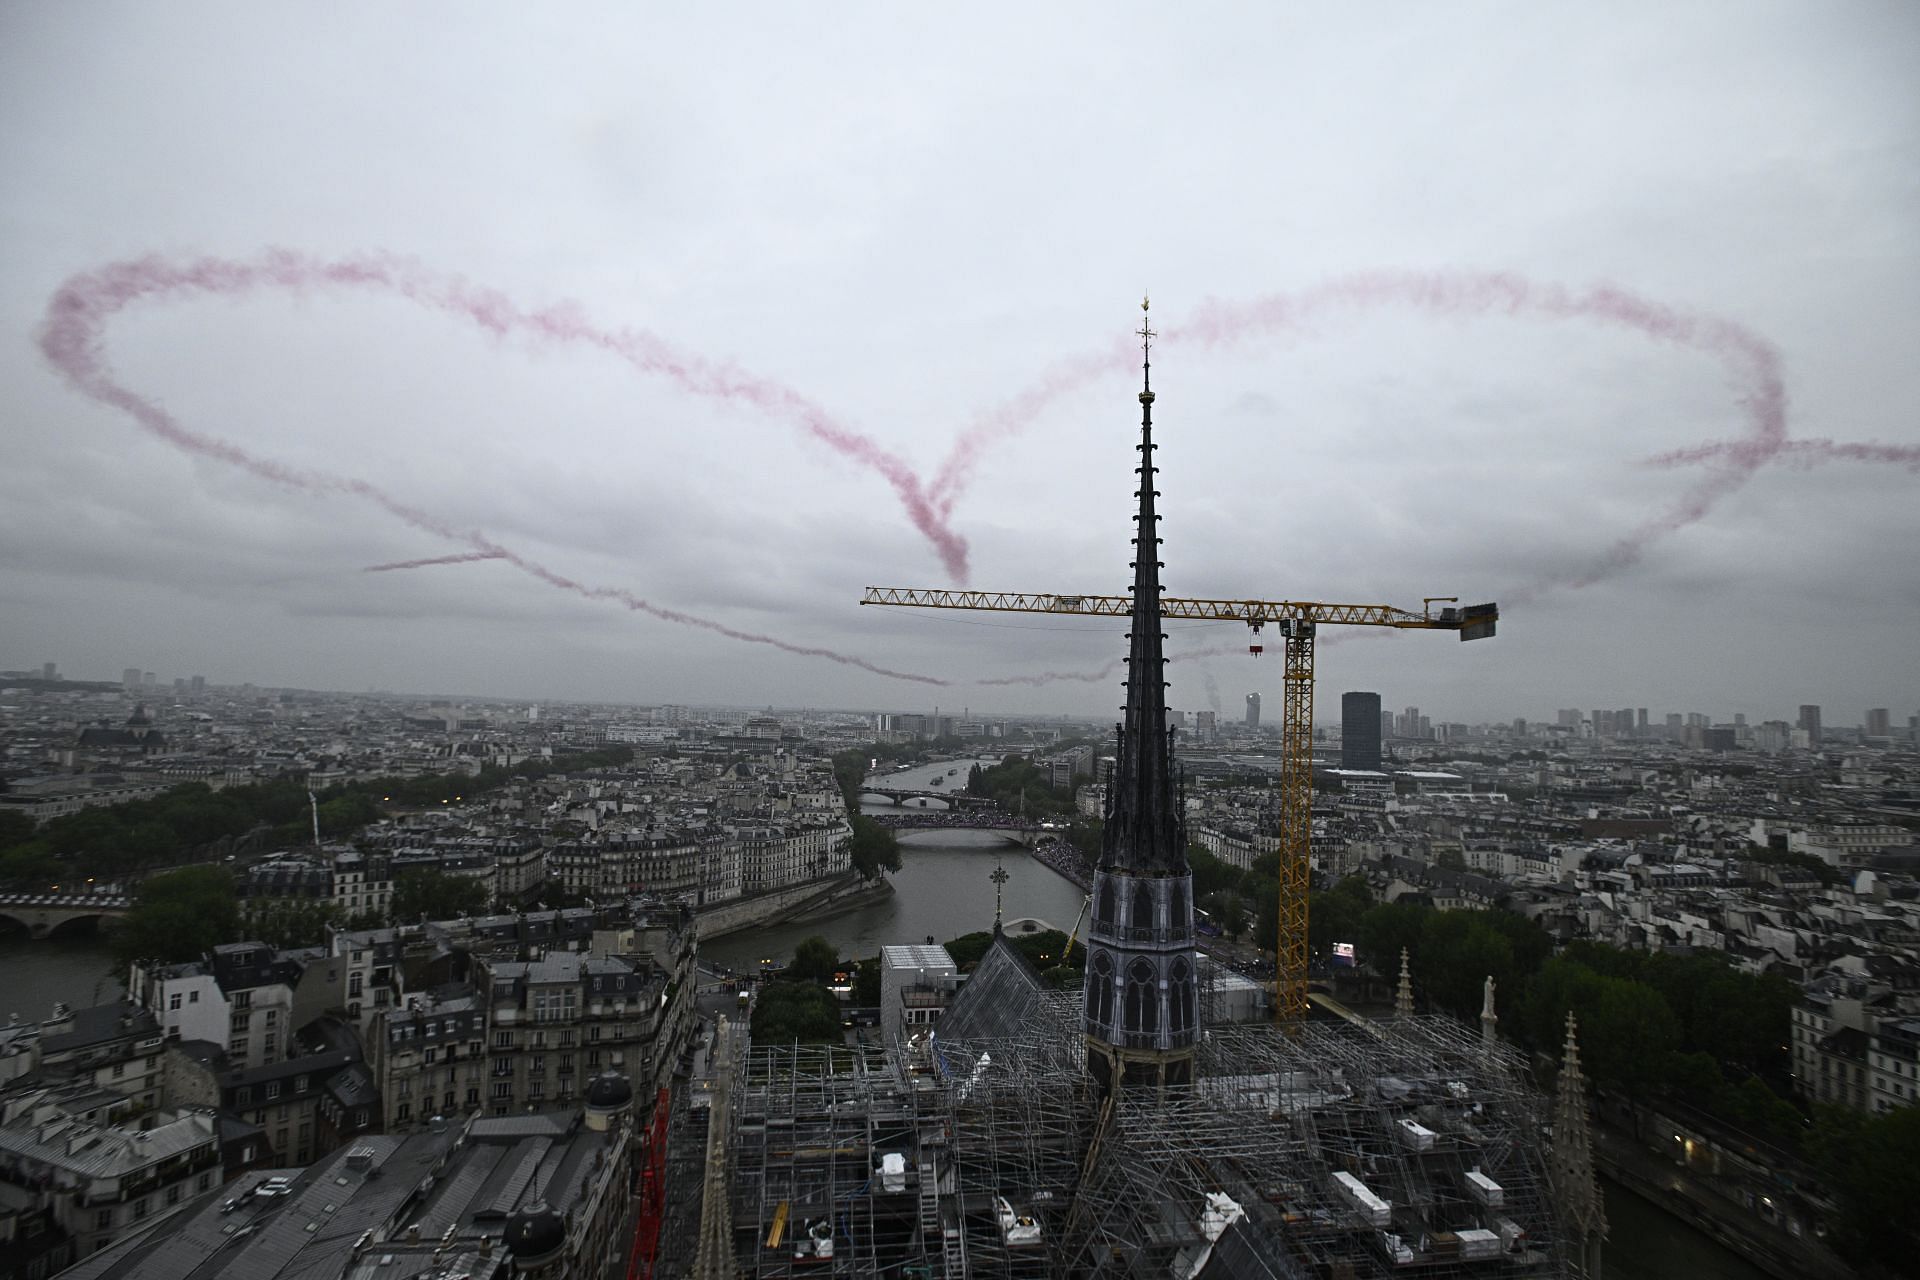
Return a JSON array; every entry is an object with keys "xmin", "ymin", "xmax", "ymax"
[
  {"xmin": 863, "ymin": 812, "xmax": 1050, "ymax": 847},
  {"xmin": 857, "ymin": 789, "xmax": 999, "ymax": 810},
  {"xmin": 0, "ymin": 893, "xmax": 132, "ymax": 939}
]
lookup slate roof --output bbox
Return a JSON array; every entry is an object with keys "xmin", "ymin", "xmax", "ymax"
[{"xmin": 931, "ymin": 928, "xmax": 1050, "ymax": 1046}]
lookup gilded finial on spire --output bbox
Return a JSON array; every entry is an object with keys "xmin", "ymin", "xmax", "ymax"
[{"xmin": 1138, "ymin": 294, "xmax": 1156, "ymax": 401}]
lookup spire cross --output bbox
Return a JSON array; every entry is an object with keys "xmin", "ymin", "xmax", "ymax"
[
  {"xmin": 1137, "ymin": 294, "xmax": 1155, "ymax": 376},
  {"xmin": 990, "ymin": 857, "xmax": 1010, "ymax": 928}
]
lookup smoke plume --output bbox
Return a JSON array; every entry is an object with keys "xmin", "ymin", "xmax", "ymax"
[
  {"xmin": 364, "ymin": 552, "xmax": 507, "ymax": 572},
  {"xmin": 38, "ymin": 254, "xmax": 955, "ymax": 687},
  {"xmin": 39, "ymin": 250, "xmax": 970, "ymax": 578},
  {"xmin": 932, "ymin": 272, "xmax": 1801, "ymax": 597}
]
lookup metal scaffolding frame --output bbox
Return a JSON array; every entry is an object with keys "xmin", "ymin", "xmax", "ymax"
[{"xmin": 725, "ymin": 1008, "xmax": 1566, "ymax": 1279}]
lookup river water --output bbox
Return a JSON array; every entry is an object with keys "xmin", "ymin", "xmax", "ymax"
[
  {"xmin": 703, "ymin": 758, "xmax": 1086, "ymax": 973},
  {"xmin": 0, "ymin": 934, "xmax": 124, "ymax": 1021}
]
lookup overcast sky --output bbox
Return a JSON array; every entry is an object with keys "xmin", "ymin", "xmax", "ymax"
[{"xmin": 2, "ymin": 4, "xmax": 1915, "ymax": 727}]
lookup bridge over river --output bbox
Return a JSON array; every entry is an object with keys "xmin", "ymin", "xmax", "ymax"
[
  {"xmin": 863, "ymin": 811, "xmax": 1048, "ymax": 846},
  {"xmin": 0, "ymin": 893, "xmax": 131, "ymax": 939}
]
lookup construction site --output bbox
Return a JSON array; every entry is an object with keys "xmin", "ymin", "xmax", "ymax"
[
  {"xmin": 702, "ymin": 965, "xmax": 1567, "ymax": 1278},
  {"xmin": 668, "ymin": 303, "xmax": 1591, "ymax": 1278}
]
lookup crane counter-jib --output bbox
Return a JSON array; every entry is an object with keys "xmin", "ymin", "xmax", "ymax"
[{"xmin": 861, "ymin": 587, "xmax": 1496, "ymax": 635}]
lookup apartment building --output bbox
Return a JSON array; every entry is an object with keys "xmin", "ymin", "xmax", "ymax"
[
  {"xmin": 0, "ymin": 1085, "xmax": 220, "ymax": 1262},
  {"xmin": 132, "ymin": 944, "xmax": 339, "ymax": 1071}
]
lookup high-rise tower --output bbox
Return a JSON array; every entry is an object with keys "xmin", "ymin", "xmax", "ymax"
[
  {"xmin": 1245, "ymin": 692, "xmax": 1261, "ymax": 727},
  {"xmin": 1082, "ymin": 299, "xmax": 1198, "ymax": 1095},
  {"xmin": 1341, "ymin": 691, "xmax": 1383, "ymax": 770}
]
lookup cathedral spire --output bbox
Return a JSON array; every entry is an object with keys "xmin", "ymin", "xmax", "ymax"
[
  {"xmin": 1395, "ymin": 948, "xmax": 1415, "ymax": 1017},
  {"xmin": 1100, "ymin": 295, "xmax": 1182, "ymax": 876},
  {"xmin": 1082, "ymin": 297, "xmax": 1197, "ymax": 1096},
  {"xmin": 1552, "ymin": 1012, "xmax": 1608, "ymax": 1277}
]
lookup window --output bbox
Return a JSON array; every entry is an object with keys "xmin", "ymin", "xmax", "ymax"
[
  {"xmin": 264, "ymin": 1010, "xmax": 278, "ymax": 1026},
  {"xmin": 424, "ymin": 1049, "xmax": 437, "ymax": 1065},
  {"xmin": 348, "ymin": 975, "xmax": 363, "ymax": 997},
  {"xmin": 166, "ymin": 1185, "xmax": 181, "ymax": 1205},
  {"xmin": 494, "ymin": 1031, "xmax": 512, "ymax": 1048},
  {"xmin": 189, "ymin": 991, "xmax": 199, "ymax": 1004},
  {"xmin": 96, "ymin": 1210, "xmax": 112, "ymax": 1230},
  {"xmin": 355, "ymin": 1108, "xmax": 369, "ymax": 1126},
  {"xmin": 198, "ymin": 1173, "xmax": 213, "ymax": 1191},
  {"xmin": 112, "ymin": 1062, "xmax": 124, "ymax": 1078},
  {"xmin": 266, "ymin": 1082, "xmax": 281, "ymax": 1100},
  {"xmin": 230, "ymin": 1013, "xmax": 251, "ymax": 1034},
  {"xmin": 492, "ymin": 1083, "xmax": 511, "ymax": 1099},
  {"xmin": 133, "ymin": 1199, "xmax": 149, "ymax": 1222},
  {"xmin": 168, "ymin": 994, "xmax": 182, "ymax": 1011},
  {"xmin": 296, "ymin": 1076, "xmax": 309, "ymax": 1092},
  {"xmin": 397, "ymin": 1103, "xmax": 410, "ymax": 1122},
  {"xmin": 234, "ymin": 992, "xmax": 252, "ymax": 1010}
]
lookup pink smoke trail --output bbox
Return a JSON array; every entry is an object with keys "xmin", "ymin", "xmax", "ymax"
[
  {"xmin": 38, "ymin": 261, "xmax": 955, "ymax": 688},
  {"xmin": 364, "ymin": 551, "xmax": 507, "ymax": 572},
  {"xmin": 932, "ymin": 272, "xmax": 1790, "ymax": 596},
  {"xmin": 1645, "ymin": 438, "xmax": 1920, "ymax": 472},
  {"xmin": 40, "ymin": 251, "xmax": 969, "ymax": 579}
]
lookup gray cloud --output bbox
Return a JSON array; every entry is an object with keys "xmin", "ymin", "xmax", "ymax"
[{"xmin": 1, "ymin": 3, "xmax": 1916, "ymax": 722}]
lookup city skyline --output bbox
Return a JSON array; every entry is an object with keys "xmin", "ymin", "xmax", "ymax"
[
  {"xmin": 3, "ymin": 6, "xmax": 1916, "ymax": 720},
  {"xmin": 7, "ymin": 658, "xmax": 1908, "ymax": 739}
]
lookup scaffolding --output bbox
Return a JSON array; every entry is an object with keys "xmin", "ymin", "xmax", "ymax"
[
  {"xmin": 725, "ymin": 1007, "xmax": 1566, "ymax": 1279},
  {"xmin": 1066, "ymin": 1016, "xmax": 1564, "ymax": 1277}
]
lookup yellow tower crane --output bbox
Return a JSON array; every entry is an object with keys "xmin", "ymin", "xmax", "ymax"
[{"xmin": 860, "ymin": 587, "xmax": 1498, "ymax": 1023}]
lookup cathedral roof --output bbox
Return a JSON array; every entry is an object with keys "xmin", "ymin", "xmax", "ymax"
[{"xmin": 934, "ymin": 928, "xmax": 1052, "ymax": 1047}]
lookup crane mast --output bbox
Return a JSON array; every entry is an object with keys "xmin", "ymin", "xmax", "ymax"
[{"xmin": 861, "ymin": 587, "xmax": 1497, "ymax": 1023}]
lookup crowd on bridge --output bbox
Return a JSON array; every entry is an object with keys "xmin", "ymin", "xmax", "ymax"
[{"xmin": 866, "ymin": 809, "xmax": 1027, "ymax": 831}]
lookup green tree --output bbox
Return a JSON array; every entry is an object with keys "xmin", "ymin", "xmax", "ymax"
[
  {"xmin": 750, "ymin": 982, "xmax": 845, "ymax": 1044},
  {"xmin": 111, "ymin": 866, "xmax": 239, "ymax": 972},
  {"xmin": 1357, "ymin": 900, "xmax": 1428, "ymax": 980},
  {"xmin": 852, "ymin": 957, "xmax": 882, "ymax": 1006},
  {"xmin": 240, "ymin": 899, "xmax": 340, "ymax": 949},
  {"xmin": 1308, "ymin": 876, "xmax": 1373, "ymax": 960},
  {"xmin": 391, "ymin": 868, "xmax": 490, "ymax": 923},
  {"xmin": 0, "ymin": 808, "xmax": 40, "ymax": 850},
  {"xmin": 1812, "ymin": 1105, "xmax": 1920, "ymax": 1269},
  {"xmin": 846, "ymin": 816, "xmax": 903, "ymax": 881},
  {"xmin": 790, "ymin": 936, "xmax": 840, "ymax": 983}
]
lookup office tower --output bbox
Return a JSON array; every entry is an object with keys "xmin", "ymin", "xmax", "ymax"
[
  {"xmin": 123, "ymin": 667, "xmax": 141, "ymax": 693},
  {"xmin": 1866, "ymin": 708, "xmax": 1891, "ymax": 738},
  {"xmin": 1636, "ymin": 708, "xmax": 1648, "ymax": 734},
  {"xmin": 1798, "ymin": 705, "xmax": 1823, "ymax": 744},
  {"xmin": 41, "ymin": 663, "xmax": 57, "ymax": 681},
  {"xmin": 1245, "ymin": 693, "xmax": 1261, "ymax": 728},
  {"xmin": 1341, "ymin": 692, "xmax": 1383, "ymax": 771}
]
